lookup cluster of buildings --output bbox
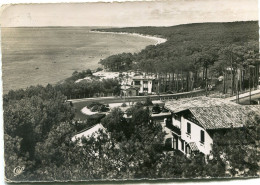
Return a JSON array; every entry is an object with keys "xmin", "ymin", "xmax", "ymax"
[
  {"xmin": 93, "ymin": 71, "xmax": 160, "ymax": 96},
  {"xmin": 75, "ymin": 71, "xmax": 162, "ymax": 96}
]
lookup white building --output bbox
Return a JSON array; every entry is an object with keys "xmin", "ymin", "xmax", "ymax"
[
  {"xmin": 132, "ymin": 75, "xmax": 158, "ymax": 94},
  {"xmin": 164, "ymin": 97, "xmax": 260, "ymax": 156}
]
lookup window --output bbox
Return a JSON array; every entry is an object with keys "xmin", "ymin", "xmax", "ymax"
[
  {"xmin": 187, "ymin": 122, "xmax": 191, "ymax": 134},
  {"xmin": 186, "ymin": 145, "xmax": 191, "ymax": 155},
  {"xmin": 135, "ymin": 81, "xmax": 140, "ymax": 85},
  {"xmin": 181, "ymin": 140, "xmax": 185, "ymax": 151},
  {"xmin": 173, "ymin": 137, "xmax": 178, "ymax": 150},
  {"xmin": 200, "ymin": 130, "xmax": 205, "ymax": 143}
]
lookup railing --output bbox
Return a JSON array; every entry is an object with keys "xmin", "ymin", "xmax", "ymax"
[{"xmin": 69, "ymin": 89, "xmax": 205, "ymax": 102}]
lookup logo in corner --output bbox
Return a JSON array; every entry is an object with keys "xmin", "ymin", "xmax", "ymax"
[{"xmin": 13, "ymin": 166, "xmax": 25, "ymax": 176}]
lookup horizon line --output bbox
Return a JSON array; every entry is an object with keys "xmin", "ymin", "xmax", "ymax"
[{"xmin": 1, "ymin": 20, "xmax": 258, "ymax": 28}]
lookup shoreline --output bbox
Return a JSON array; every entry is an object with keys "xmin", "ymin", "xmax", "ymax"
[
  {"xmin": 89, "ymin": 30, "xmax": 167, "ymax": 46},
  {"xmin": 3, "ymin": 29, "xmax": 166, "ymax": 94}
]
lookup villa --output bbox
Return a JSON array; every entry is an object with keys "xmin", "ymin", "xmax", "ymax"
[
  {"xmin": 132, "ymin": 75, "xmax": 159, "ymax": 95},
  {"xmin": 163, "ymin": 97, "xmax": 260, "ymax": 156}
]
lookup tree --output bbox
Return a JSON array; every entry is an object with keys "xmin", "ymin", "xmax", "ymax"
[
  {"xmin": 219, "ymin": 44, "xmax": 245, "ymax": 95},
  {"xmin": 143, "ymin": 97, "xmax": 153, "ymax": 106},
  {"xmin": 196, "ymin": 46, "xmax": 218, "ymax": 96},
  {"xmin": 4, "ymin": 134, "xmax": 34, "ymax": 181},
  {"xmin": 99, "ymin": 53, "xmax": 134, "ymax": 71}
]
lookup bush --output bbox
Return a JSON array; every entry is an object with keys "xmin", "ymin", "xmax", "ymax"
[
  {"xmin": 99, "ymin": 105, "xmax": 110, "ymax": 112},
  {"xmin": 152, "ymin": 104, "xmax": 161, "ymax": 114},
  {"xmin": 87, "ymin": 102, "xmax": 102, "ymax": 109},
  {"xmin": 121, "ymin": 103, "xmax": 127, "ymax": 107},
  {"xmin": 135, "ymin": 102, "xmax": 144, "ymax": 108},
  {"xmin": 96, "ymin": 67, "xmax": 103, "ymax": 72},
  {"xmin": 88, "ymin": 102, "xmax": 109, "ymax": 112},
  {"xmin": 144, "ymin": 97, "xmax": 153, "ymax": 106},
  {"xmin": 90, "ymin": 105, "xmax": 99, "ymax": 112},
  {"xmin": 84, "ymin": 114, "xmax": 106, "ymax": 127},
  {"xmin": 75, "ymin": 120, "xmax": 88, "ymax": 132}
]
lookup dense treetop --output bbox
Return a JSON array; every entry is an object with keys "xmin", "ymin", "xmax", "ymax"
[
  {"xmin": 96, "ymin": 21, "xmax": 259, "ymax": 94},
  {"xmin": 94, "ymin": 21, "xmax": 258, "ymax": 43}
]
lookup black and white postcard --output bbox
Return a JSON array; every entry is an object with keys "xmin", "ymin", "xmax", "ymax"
[{"xmin": 0, "ymin": 0, "xmax": 259, "ymax": 183}]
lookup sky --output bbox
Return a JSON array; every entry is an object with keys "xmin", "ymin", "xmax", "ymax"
[{"xmin": 0, "ymin": 0, "xmax": 258, "ymax": 27}]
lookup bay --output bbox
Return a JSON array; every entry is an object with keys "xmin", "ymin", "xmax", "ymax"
[{"xmin": 1, "ymin": 27, "xmax": 157, "ymax": 93}]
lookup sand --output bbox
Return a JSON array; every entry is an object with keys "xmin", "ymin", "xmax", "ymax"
[{"xmin": 90, "ymin": 30, "xmax": 167, "ymax": 46}]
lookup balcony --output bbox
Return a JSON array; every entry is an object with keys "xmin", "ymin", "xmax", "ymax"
[{"xmin": 166, "ymin": 120, "xmax": 181, "ymax": 135}]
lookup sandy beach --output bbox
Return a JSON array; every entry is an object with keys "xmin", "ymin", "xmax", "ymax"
[{"xmin": 90, "ymin": 30, "xmax": 167, "ymax": 46}]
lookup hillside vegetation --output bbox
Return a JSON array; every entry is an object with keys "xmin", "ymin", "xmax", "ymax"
[
  {"xmin": 94, "ymin": 21, "xmax": 258, "ymax": 46},
  {"xmin": 95, "ymin": 21, "xmax": 259, "ymax": 94}
]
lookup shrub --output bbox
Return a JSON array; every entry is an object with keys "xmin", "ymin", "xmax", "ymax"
[
  {"xmin": 152, "ymin": 104, "xmax": 161, "ymax": 114},
  {"xmin": 99, "ymin": 105, "xmax": 110, "ymax": 112},
  {"xmin": 87, "ymin": 102, "xmax": 102, "ymax": 109},
  {"xmin": 96, "ymin": 67, "xmax": 103, "ymax": 72},
  {"xmin": 121, "ymin": 103, "xmax": 127, "ymax": 107},
  {"xmin": 144, "ymin": 97, "xmax": 153, "ymax": 106},
  {"xmin": 90, "ymin": 105, "xmax": 99, "ymax": 112}
]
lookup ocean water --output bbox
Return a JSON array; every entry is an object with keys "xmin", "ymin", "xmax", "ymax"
[{"xmin": 1, "ymin": 27, "xmax": 156, "ymax": 93}]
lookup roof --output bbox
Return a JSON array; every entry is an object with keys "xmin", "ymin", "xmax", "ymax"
[
  {"xmin": 165, "ymin": 97, "xmax": 260, "ymax": 130},
  {"xmin": 71, "ymin": 124, "xmax": 106, "ymax": 142},
  {"xmin": 189, "ymin": 105, "xmax": 260, "ymax": 129},
  {"xmin": 132, "ymin": 75, "xmax": 156, "ymax": 80},
  {"xmin": 165, "ymin": 96, "xmax": 238, "ymax": 113},
  {"xmin": 189, "ymin": 142, "xmax": 199, "ymax": 151}
]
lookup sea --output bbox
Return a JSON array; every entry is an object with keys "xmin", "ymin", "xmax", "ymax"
[{"xmin": 1, "ymin": 27, "xmax": 157, "ymax": 94}]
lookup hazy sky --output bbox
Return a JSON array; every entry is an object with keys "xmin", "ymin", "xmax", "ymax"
[{"xmin": 0, "ymin": 0, "xmax": 258, "ymax": 27}]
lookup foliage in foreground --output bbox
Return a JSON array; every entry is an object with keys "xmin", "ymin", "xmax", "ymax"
[{"xmin": 4, "ymin": 95, "xmax": 260, "ymax": 181}]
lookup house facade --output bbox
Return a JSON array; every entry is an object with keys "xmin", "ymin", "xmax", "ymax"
[
  {"xmin": 164, "ymin": 97, "xmax": 260, "ymax": 156},
  {"xmin": 132, "ymin": 75, "xmax": 158, "ymax": 95},
  {"xmin": 165, "ymin": 110, "xmax": 213, "ymax": 155}
]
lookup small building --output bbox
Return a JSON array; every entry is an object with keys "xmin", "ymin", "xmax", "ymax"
[
  {"xmin": 121, "ymin": 86, "xmax": 139, "ymax": 97},
  {"xmin": 164, "ymin": 97, "xmax": 260, "ymax": 156}
]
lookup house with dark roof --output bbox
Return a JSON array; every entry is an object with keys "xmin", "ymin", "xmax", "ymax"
[{"xmin": 164, "ymin": 97, "xmax": 260, "ymax": 156}]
